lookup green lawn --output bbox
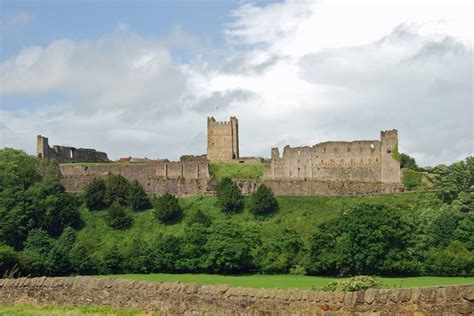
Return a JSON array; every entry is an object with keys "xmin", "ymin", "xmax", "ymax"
[
  {"xmin": 99, "ymin": 273, "xmax": 474, "ymax": 290},
  {"xmin": 209, "ymin": 163, "xmax": 264, "ymax": 180},
  {"xmin": 0, "ymin": 304, "xmax": 155, "ymax": 315}
]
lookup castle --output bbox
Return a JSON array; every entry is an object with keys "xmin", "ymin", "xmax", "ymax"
[{"xmin": 38, "ymin": 116, "xmax": 402, "ymax": 196}]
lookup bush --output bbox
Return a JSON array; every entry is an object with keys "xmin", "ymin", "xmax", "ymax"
[
  {"xmin": 128, "ymin": 180, "xmax": 151, "ymax": 211},
  {"xmin": 154, "ymin": 193, "xmax": 182, "ymax": 224},
  {"xmin": 321, "ymin": 276, "xmax": 384, "ymax": 292},
  {"xmin": 425, "ymin": 241, "xmax": 474, "ymax": 276},
  {"xmin": 216, "ymin": 177, "xmax": 243, "ymax": 214},
  {"xmin": 83, "ymin": 178, "xmax": 107, "ymax": 210},
  {"xmin": 186, "ymin": 209, "xmax": 211, "ymax": 227},
  {"xmin": 106, "ymin": 174, "xmax": 131, "ymax": 206},
  {"xmin": 106, "ymin": 202, "xmax": 133, "ymax": 230},
  {"xmin": 248, "ymin": 184, "xmax": 278, "ymax": 216},
  {"xmin": 402, "ymin": 168, "xmax": 423, "ymax": 190},
  {"xmin": 0, "ymin": 243, "xmax": 18, "ymax": 276}
]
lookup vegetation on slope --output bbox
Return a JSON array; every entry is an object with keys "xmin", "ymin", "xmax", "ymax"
[
  {"xmin": 1, "ymin": 148, "xmax": 473, "ymax": 280},
  {"xmin": 209, "ymin": 163, "xmax": 264, "ymax": 180}
]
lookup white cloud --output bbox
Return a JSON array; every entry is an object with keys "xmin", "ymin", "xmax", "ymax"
[{"xmin": 1, "ymin": 0, "xmax": 472, "ymax": 166}]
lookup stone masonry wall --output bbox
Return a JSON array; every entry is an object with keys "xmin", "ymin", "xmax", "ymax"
[
  {"xmin": 1, "ymin": 277, "xmax": 472, "ymax": 315},
  {"xmin": 207, "ymin": 116, "xmax": 239, "ymax": 162},
  {"xmin": 37, "ymin": 135, "xmax": 109, "ymax": 164},
  {"xmin": 60, "ymin": 162, "xmax": 213, "ymax": 196}
]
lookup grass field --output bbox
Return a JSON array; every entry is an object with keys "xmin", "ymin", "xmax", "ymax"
[
  {"xmin": 99, "ymin": 273, "xmax": 474, "ymax": 290},
  {"xmin": 209, "ymin": 163, "xmax": 264, "ymax": 180},
  {"xmin": 76, "ymin": 192, "xmax": 442, "ymax": 258},
  {"xmin": 0, "ymin": 304, "xmax": 156, "ymax": 315}
]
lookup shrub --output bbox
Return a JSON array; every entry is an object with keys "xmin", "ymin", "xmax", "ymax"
[
  {"xmin": 154, "ymin": 193, "xmax": 182, "ymax": 224},
  {"xmin": 128, "ymin": 180, "xmax": 151, "ymax": 211},
  {"xmin": 186, "ymin": 209, "xmax": 211, "ymax": 227},
  {"xmin": 216, "ymin": 177, "xmax": 243, "ymax": 214},
  {"xmin": 83, "ymin": 178, "xmax": 107, "ymax": 210},
  {"xmin": 402, "ymin": 168, "xmax": 423, "ymax": 190},
  {"xmin": 106, "ymin": 202, "xmax": 133, "ymax": 230},
  {"xmin": 321, "ymin": 276, "xmax": 384, "ymax": 292},
  {"xmin": 106, "ymin": 174, "xmax": 131, "ymax": 206},
  {"xmin": 248, "ymin": 184, "xmax": 278, "ymax": 216}
]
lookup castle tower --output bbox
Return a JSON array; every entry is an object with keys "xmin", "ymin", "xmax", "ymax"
[
  {"xmin": 380, "ymin": 130, "xmax": 401, "ymax": 184},
  {"xmin": 207, "ymin": 116, "xmax": 239, "ymax": 162},
  {"xmin": 37, "ymin": 135, "xmax": 49, "ymax": 159}
]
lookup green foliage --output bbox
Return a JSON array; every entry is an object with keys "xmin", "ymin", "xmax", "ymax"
[
  {"xmin": 153, "ymin": 193, "xmax": 182, "ymax": 224},
  {"xmin": 308, "ymin": 204, "xmax": 419, "ymax": 276},
  {"xmin": 49, "ymin": 227, "xmax": 77, "ymax": 275},
  {"xmin": 0, "ymin": 148, "xmax": 39, "ymax": 191},
  {"xmin": 425, "ymin": 241, "xmax": 474, "ymax": 276},
  {"xmin": 177, "ymin": 223, "xmax": 208, "ymax": 272},
  {"xmin": 321, "ymin": 276, "xmax": 385, "ymax": 292},
  {"xmin": 149, "ymin": 234, "xmax": 181, "ymax": 272},
  {"xmin": 400, "ymin": 153, "xmax": 418, "ymax": 170},
  {"xmin": 248, "ymin": 184, "xmax": 278, "ymax": 217},
  {"xmin": 186, "ymin": 209, "xmax": 211, "ymax": 227},
  {"xmin": 0, "ymin": 243, "xmax": 18, "ymax": 276},
  {"xmin": 20, "ymin": 229, "xmax": 54, "ymax": 275},
  {"xmin": 257, "ymin": 228, "xmax": 304, "ymax": 274},
  {"xmin": 435, "ymin": 157, "xmax": 474, "ymax": 203},
  {"xmin": 83, "ymin": 178, "xmax": 107, "ymax": 210},
  {"xmin": 69, "ymin": 242, "xmax": 98, "ymax": 275},
  {"xmin": 101, "ymin": 245, "xmax": 123, "ymax": 274},
  {"xmin": 106, "ymin": 174, "xmax": 131, "ymax": 206},
  {"xmin": 402, "ymin": 168, "xmax": 423, "ymax": 190},
  {"xmin": 204, "ymin": 221, "xmax": 256, "ymax": 273},
  {"xmin": 216, "ymin": 177, "xmax": 243, "ymax": 214},
  {"xmin": 209, "ymin": 163, "xmax": 264, "ymax": 180},
  {"xmin": 106, "ymin": 202, "xmax": 133, "ymax": 230},
  {"xmin": 128, "ymin": 180, "xmax": 151, "ymax": 211}
]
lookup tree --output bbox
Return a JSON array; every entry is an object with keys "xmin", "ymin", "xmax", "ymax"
[
  {"xmin": 248, "ymin": 184, "xmax": 278, "ymax": 217},
  {"xmin": 154, "ymin": 193, "xmax": 182, "ymax": 224},
  {"xmin": 106, "ymin": 202, "xmax": 133, "ymax": 230},
  {"xmin": 128, "ymin": 180, "xmax": 151, "ymax": 211},
  {"xmin": 425, "ymin": 241, "xmax": 474, "ymax": 276},
  {"xmin": 177, "ymin": 223, "xmax": 208, "ymax": 272},
  {"xmin": 149, "ymin": 234, "xmax": 181, "ymax": 272},
  {"xmin": 0, "ymin": 148, "xmax": 39, "ymax": 192},
  {"xmin": 20, "ymin": 229, "xmax": 54, "ymax": 275},
  {"xmin": 49, "ymin": 227, "xmax": 77, "ymax": 275},
  {"xmin": 258, "ymin": 228, "xmax": 304, "ymax": 274},
  {"xmin": 216, "ymin": 177, "xmax": 243, "ymax": 214},
  {"xmin": 0, "ymin": 243, "xmax": 18, "ymax": 276},
  {"xmin": 122, "ymin": 238, "xmax": 151, "ymax": 273},
  {"xmin": 106, "ymin": 174, "xmax": 131, "ymax": 206},
  {"xmin": 69, "ymin": 242, "xmax": 98, "ymax": 275},
  {"xmin": 102, "ymin": 245, "xmax": 123, "ymax": 274},
  {"xmin": 83, "ymin": 178, "xmax": 107, "ymax": 210},
  {"xmin": 204, "ymin": 221, "xmax": 256, "ymax": 273},
  {"xmin": 400, "ymin": 153, "xmax": 418, "ymax": 170}
]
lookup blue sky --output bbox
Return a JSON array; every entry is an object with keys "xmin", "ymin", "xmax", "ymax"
[{"xmin": 0, "ymin": 0, "xmax": 472, "ymax": 166}]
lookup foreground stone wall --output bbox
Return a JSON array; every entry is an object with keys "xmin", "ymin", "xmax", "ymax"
[{"xmin": 0, "ymin": 277, "xmax": 472, "ymax": 315}]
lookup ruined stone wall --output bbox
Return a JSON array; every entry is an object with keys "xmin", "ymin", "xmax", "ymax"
[
  {"xmin": 37, "ymin": 135, "xmax": 109, "ymax": 163},
  {"xmin": 60, "ymin": 161, "xmax": 213, "ymax": 196},
  {"xmin": 1, "ymin": 277, "xmax": 472, "ymax": 315},
  {"xmin": 264, "ymin": 130, "xmax": 400, "ymax": 186},
  {"xmin": 207, "ymin": 117, "xmax": 239, "ymax": 162},
  {"xmin": 236, "ymin": 180, "xmax": 402, "ymax": 196}
]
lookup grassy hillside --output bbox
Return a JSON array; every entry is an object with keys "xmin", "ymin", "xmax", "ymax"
[
  {"xmin": 209, "ymin": 163, "xmax": 264, "ymax": 180},
  {"xmin": 100, "ymin": 273, "xmax": 474, "ymax": 290},
  {"xmin": 76, "ymin": 192, "xmax": 442, "ymax": 257}
]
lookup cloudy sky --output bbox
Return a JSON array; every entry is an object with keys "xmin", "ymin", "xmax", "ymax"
[{"xmin": 1, "ymin": 0, "xmax": 472, "ymax": 166}]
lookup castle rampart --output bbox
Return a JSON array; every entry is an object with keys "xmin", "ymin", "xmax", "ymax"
[
  {"xmin": 263, "ymin": 130, "xmax": 401, "ymax": 186},
  {"xmin": 37, "ymin": 135, "xmax": 109, "ymax": 163}
]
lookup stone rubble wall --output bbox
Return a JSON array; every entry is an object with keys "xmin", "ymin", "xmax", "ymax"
[{"xmin": 0, "ymin": 277, "xmax": 472, "ymax": 315}]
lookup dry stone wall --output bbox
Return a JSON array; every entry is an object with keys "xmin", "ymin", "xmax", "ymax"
[{"xmin": 0, "ymin": 277, "xmax": 472, "ymax": 315}]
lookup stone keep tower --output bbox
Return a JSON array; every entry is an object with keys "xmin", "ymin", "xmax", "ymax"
[
  {"xmin": 207, "ymin": 116, "xmax": 239, "ymax": 162},
  {"xmin": 380, "ymin": 129, "xmax": 401, "ymax": 184}
]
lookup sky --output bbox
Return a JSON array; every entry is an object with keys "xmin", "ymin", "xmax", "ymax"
[{"xmin": 1, "ymin": 0, "xmax": 473, "ymax": 167}]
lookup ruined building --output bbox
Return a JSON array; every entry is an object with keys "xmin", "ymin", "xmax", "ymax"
[
  {"xmin": 263, "ymin": 130, "xmax": 401, "ymax": 185},
  {"xmin": 37, "ymin": 135, "xmax": 109, "ymax": 163}
]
